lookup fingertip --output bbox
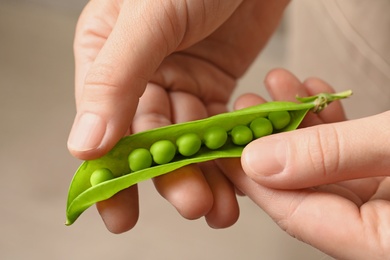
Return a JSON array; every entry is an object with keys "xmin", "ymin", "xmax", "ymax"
[
  {"xmin": 233, "ymin": 93, "xmax": 267, "ymax": 111},
  {"xmin": 67, "ymin": 112, "xmax": 106, "ymax": 154},
  {"xmin": 264, "ymin": 68, "xmax": 297, "ymax": 88},
  {"xmin": 153, "ymin": 166, "xmax": 214, "ymax": 220},
  {"xmin": 204, "ymin": 186, "xmax": 240, "ymax": 229},
  {"xmin": 264, "ymin": 68, "xmax": 291, "ymax": 82},
  {"xmin": 303, "ymin": 78, "xmax": 347, "ymax": 123},
  {"xmin": 199, "ymin": 161, "xmax": 240, "ymax": 229},
  {"xmin": 206, "ymin": 207, "xmax": 239, "ymax": 229},
  {"xmin": 67, "ymin": 110, "xmax": 131, "ymax": 160},
  {"xmin": 67, "ymin": 113, "xmax": 112, "ymax": 160},
  {"xmin": 264, "ymin": 68, "xmax": 306, "ymax": 101},
  {"xmin": 241, "ymin": 137, "xmax": 286, "ymax": 182},
  {"xmin": 303, "ymin": 77, "xmax": 335, "ymax": 94},
  {"xmin": 96, "ymin": 187, "xmax": 140, "ymax": 234}
]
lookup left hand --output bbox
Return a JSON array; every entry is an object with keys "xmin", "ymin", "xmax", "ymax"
[
  {"xmin": 69, "ymin": 0, "xmax": 290, "ymax": 233},
  {"xmin": 221, "ymin": 69, "xmax": 390, "ymax": 259}
]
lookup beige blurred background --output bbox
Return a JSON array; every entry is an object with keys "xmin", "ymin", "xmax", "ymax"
[{"xmin": 1, "ymin": 1, "xmax": 389, "ymax": 259}]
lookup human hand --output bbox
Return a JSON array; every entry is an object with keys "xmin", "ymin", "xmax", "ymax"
[
  {"xmin": 67, "ymin": 0, "xmax": 290, "ymax": 233},
  {"xmin": 222, "ymin": 69, "xmax": 390, "ymax": 259}
]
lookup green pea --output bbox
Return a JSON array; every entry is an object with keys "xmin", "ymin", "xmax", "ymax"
[
  {"xmin": 268, "ymin": 111, "xmax": 291, "ymax": 130},
  {"xmin": 231, "ymin": 125, "xmax": 253, "ymax": 145},
  {"xmin": 150, "ymin": 140, "xmax": 176, "ymax": 164},
  {"xmin": 66, "ymin": 90, "xmax": 352, "ymax": 226},
  {"xmin": 203, "ymin": 126, "xmax": 228, "ymax": 150},
  {"xmin": 90, "ymin": 168, "xmax": 114, "ymax": 186},
  {"xmin": 250, "ymin": 117, "xmax": 273, "ymax": 138},
  {"xmin": 176, "ymin": 133, "xmax": 202, "ymax": 156},
  {"xmin": 128, "ymin": 148, "xmax": 153, "ymax": 171}
]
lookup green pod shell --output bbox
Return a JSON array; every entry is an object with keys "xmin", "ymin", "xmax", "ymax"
[{"xmin": 66, "ymin": 91, "xmax": 352, "ymax": 225}]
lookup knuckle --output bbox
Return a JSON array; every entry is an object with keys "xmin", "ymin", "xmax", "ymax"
[
  {"xmin": 84, "ymin": 65, "xmax": 121, "ymax": 93},
  {"xmin": 306, "ymin": 125, "xmax": 342, "ymax": 180},
  {"xmin": 82, "ymin": 64, "xmax": 147, "ymax": 104}
]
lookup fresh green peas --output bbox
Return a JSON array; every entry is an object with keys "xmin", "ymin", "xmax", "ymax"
[
  {"xmin": 128, "ymin": 148, "xmax": 153, "ymax": 171},
  {"xmin": 66, "ymin": 91, "xmax": 352, "ymax": 226},
  {"xmin": 203, "ymin": 126, "xmax": 228, "ymax": 150},
  {"xmin": 250, "ymin": 117, "xmax": 273, "ymax": 138},
  {"xmin": 150, "ymin": 140, "xmax": 177, "ymax": 164},
  {"xmin": 176, "ymin": 133, "xmax": 202, "ymax": 156},
  {"xmin": 90, "ymin": 168, "xmax": 114, "ymax": 186},
  {"xmin": 268, "ymin": 111, "xmax": 291, "ymax": 130},
  {"xmin": 231, "ymin": 125, "xmax": 253, "ymax": 145}
]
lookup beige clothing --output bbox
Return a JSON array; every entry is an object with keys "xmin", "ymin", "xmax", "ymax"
[{"xmin": 286, "ymin": 0, "xmax": 390, "ymax": 119}]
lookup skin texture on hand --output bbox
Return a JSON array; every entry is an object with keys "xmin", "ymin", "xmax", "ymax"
[
  {"xmin": 223, "ymin": 69, "xmax": 390, "ymax": 259},
  {"xmin": 68, "ymin": 0, "xmax": 289, "ymax": 159},
  {"xmin": 67, "ymin": 0, "xmax": 290, "ymax": 233}
]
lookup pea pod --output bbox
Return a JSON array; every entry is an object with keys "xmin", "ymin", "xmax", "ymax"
[{"xmin": 65, "ymin": 91, "xmax": 352, "ymax": 225}]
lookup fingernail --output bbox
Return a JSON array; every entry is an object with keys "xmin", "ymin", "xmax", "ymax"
[
  {"xmin": 243, "ymin": 138, "xmax": 286, "ymax": 177},
  {"xmin": 68, "ymin": 113, "xmax": 106, "ymax": 152}
]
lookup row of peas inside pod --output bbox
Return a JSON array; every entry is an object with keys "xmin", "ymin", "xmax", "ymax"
[{"xmin": 89, "ymin": 110, "xmax": 291, "ymax": 187}]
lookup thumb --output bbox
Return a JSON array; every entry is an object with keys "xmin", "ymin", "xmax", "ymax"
[
  {"xmin": 68, "ymin": 1, "xmax": 179, "ymax": 159},
  {"xmin": 241, "ymin": 111, "xmax": 390, "ymax": 189}
]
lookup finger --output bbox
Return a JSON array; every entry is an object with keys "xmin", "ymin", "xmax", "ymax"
[
  {"xmin": 200, "ymin": 162, "xmax": 240, "ymax": 228},
  {"xmin": 154, "ymin": 165, "xmax": 214, "ymax": 219},
  {"xmin": 222, "ymin": 160, "xmax": 387, "ymax": 260},
  {"xmin": 264, "ymin": 69, "xmax": 324, "ymax": 128},
  {"xmin": 303, "ymin": 77, "xmax": 347, "ymax": 123},
  {"xmin": 134, "ymin": 87, "xmax": 214, "ymax": 220},
  {"xmin": 242, "ymin": 111, "xmax": 390, "ymax": 189},
  {"xmin": 96, "ymin": 83, "xmax": 170, "ymax": 232},
  {"xmin": 264, "ymin": 68, "xmax": 308, "ymax": 101},
  {"xmin": 370, "ymin": 177, "xmax": 390, "ymax": 201},
  {"xmin": 233, "ymin": 93, "xmax": 267, "ymax": 111},
  {"xmin": 336, "ymin": 178, "xmax": 383, "ymax": 202},
  {"xmin": 96, "ymin": 186, "xmax": 139, "ymax": 234},
  {"xmin": 152, "ymin": 91, "xmax": 214, "ymax": 219},
  {"xmin": 68, "ymin": 0, "xmax": 179, "ymax": 159},
  {"xmin": 169, "ymin": 91, "xmax": 208, "ymax": 123},
  {"xmin": 263, "ymin": 69, "xmax": 347, "ymax": 127},
  {"xmin": 131, "ymin": 83, "xmax": 172, "ymax": 133}
]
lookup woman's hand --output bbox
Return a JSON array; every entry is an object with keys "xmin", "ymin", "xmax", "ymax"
[
  {"xmin": 67, "ymin": 0, "xmax": 289, "ymax": 233},
  {"xmin": 223, "ymin": 69, "xmax": 390, "ymax": 259}
]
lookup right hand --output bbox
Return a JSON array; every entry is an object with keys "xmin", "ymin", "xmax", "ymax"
[{"xmin": 223, "ymin": 69, "xmax": 390, "ymax": 259}]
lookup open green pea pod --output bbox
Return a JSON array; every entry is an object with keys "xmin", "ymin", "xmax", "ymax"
[{"xmin": 66, "ymin": 91, "xmax": 352, "ymax": 225}]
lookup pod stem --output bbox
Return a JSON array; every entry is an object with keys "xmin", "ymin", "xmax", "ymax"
[{"xmin": 296, "ymin": 90, "xmax": 352, "ymax": 113}]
